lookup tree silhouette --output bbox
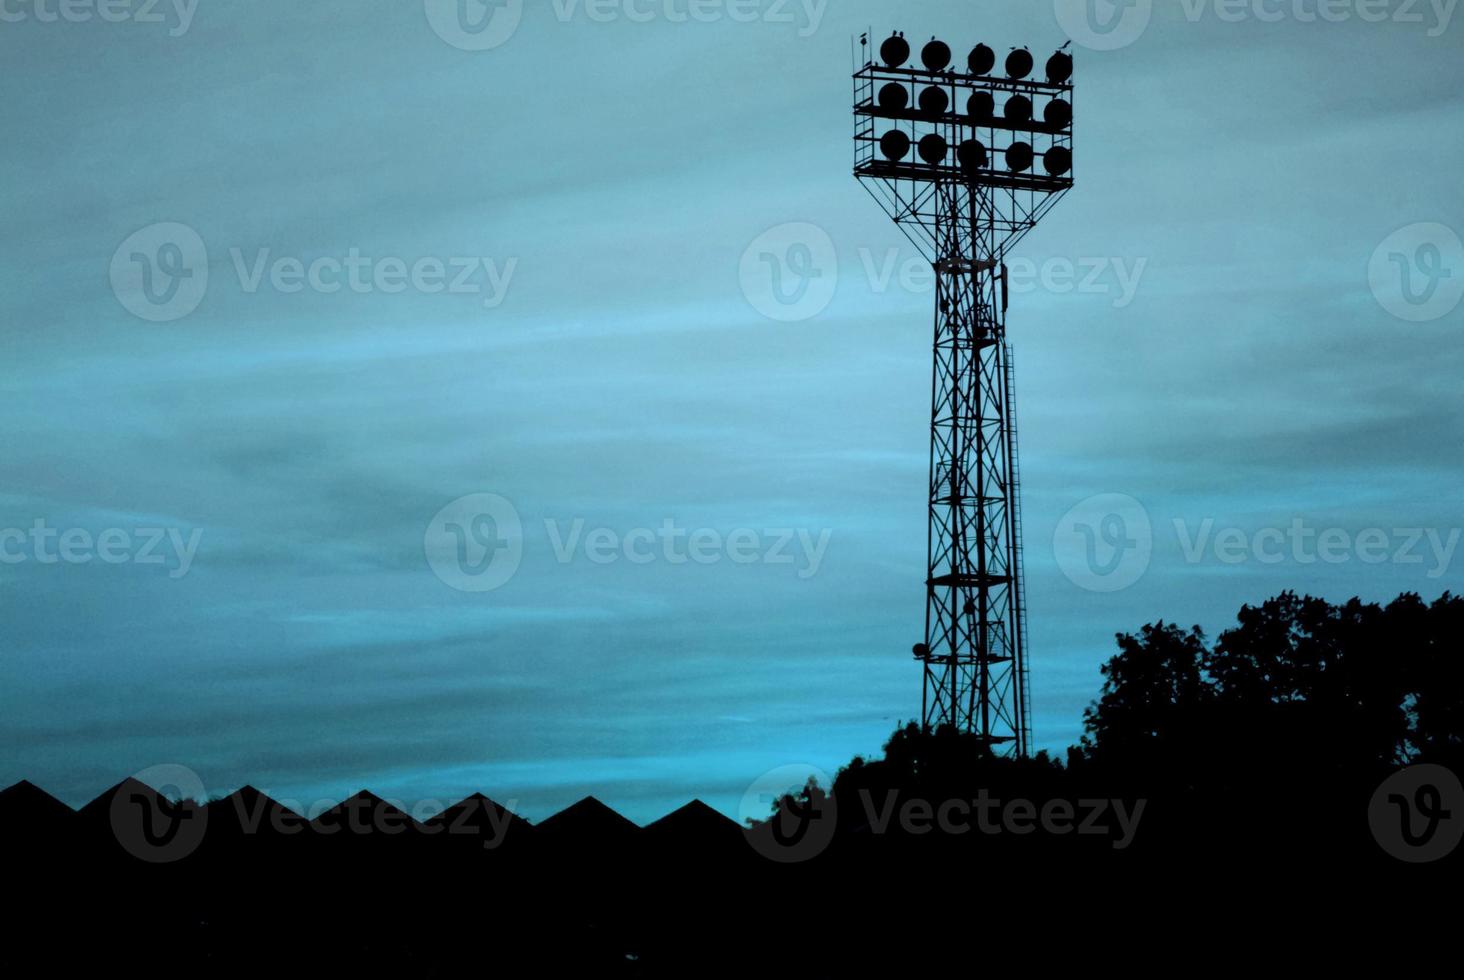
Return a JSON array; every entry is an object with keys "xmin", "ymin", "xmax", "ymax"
[
  {"xmin": 1081, "ymin": 621, "xmax": 1212, "ymax": 778},
  {"xmin": 1080, "ymin": 591, "xmax": 1464, "ymax": 791},
  {"xmin": 1400, "ymin": 592, "xmax": 1464, "ymax": 768}
]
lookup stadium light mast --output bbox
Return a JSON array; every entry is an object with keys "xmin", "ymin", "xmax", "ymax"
[{"xmin": 853, "ymin": 31, "xmax": 1075, "ymax": 754}]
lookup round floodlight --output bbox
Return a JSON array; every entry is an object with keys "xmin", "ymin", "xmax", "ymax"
[
  {"xmin": 880, "ymin": 130, "xmax": 911, "ymax": 162},
  {"xmin": 1006, "ymin": 47, "xmax": 1034, "ymax": 80},
  {"xmin": 881, "ymin": 33, "xmax": 910, "ymax": 68},
  {"xmin": 967, "ymin": 91, "xmax": 994, "ymax": 120},
  {"xmin": 878, "ymin": 83, "xmax": 909, "ymax": 112},
  {"xmin": 918, "ymin": 133, "xmax": 949, "ymax": 166},
  {"xmin": 918, "ymin": 86, "xmax": 949, "ymax": 117},
  {"xmin": 1044, "ymin": 98, "xmax": 1073, "ymax": 130},
  {"xmin": 912, "ymin": 643, "xmax": 930, "ymax": 659},
  {"xmin": 968, "ymin": 43, "xmax": 996, "ymax": 76},
  {"xmin": 1006, "ymin": 141, "xmax": 1034, "ymax": 172},
  {"xmin": 1004, "ymin": 95, "xmax": 1033, "ymax": 124},
  {"xmin": 958, "ymin": 139, "xmax": 988, "ymax": 173},
  {"xmin": 1047, "ymin": 51, "xmax": 1074, "ymax": 84},
  {"xmin": 1044, "ymin": 146, "xmax": 1073, "ymax": 176},
  {"xmin": 922, "ymin": 39, "xmax": 952, "ymax": 71}
]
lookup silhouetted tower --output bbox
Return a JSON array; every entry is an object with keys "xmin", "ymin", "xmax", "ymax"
[{"xmin": 854, "ymin": 33, "xmax": 1075, "ymax": 754}]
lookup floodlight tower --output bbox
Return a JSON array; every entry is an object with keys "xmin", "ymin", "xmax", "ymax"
[{"xmin": 854, "ymin": 32, "xmax": 1075, "ymax": 754}]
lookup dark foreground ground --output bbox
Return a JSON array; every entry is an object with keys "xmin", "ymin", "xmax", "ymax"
[{"xmin": 2, "ymin": 769, "xmax": 1455, "ymax": 974}]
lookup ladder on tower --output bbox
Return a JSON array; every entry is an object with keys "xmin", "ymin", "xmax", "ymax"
[
  {"xmin": 1003, "ymin": 342, "xmax": 1034, "ymax": 756},
  {"xmin": 852, "ymin": 64, "xmax": 876, "ymax": 171}
]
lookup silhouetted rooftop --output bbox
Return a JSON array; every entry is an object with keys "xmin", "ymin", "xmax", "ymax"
[
  {"xmin": 535, "ymin": 796, "xmax": 640, "ymax": 841},
  {"xmin": 644, "ymin": 799, "xmax": 740, "ymax": 838},
  {"xmin": 0, "ymin": 780, "xmax": 75, "ymax": 826},
  {"xmin": 309, "ymin": 790, "xmax": 415, "ymax": 834}
]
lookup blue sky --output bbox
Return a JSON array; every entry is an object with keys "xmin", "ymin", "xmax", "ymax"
[{"xmin": 2, "ymin": 0, "xmax": 1462, "ymax": 824}]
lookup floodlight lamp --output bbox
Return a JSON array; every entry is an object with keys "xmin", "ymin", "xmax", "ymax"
[
  {"xmin": 919, "ymin": 86, "xmax": 950, "ymax": 117},
  {"xmin": 968, "ymin": 91, "xmax": 994, "ymax": 120},
  {"xmin": 918, "ymin": 134, "xmax": 949, "ymax": 166},
  {"xmin": 1044, "ymin": 146, "xmax": 1072, "ymax": 176},
  {"xmin": 1006, "ymin": 141, "xmax": 1034, "ymax": 172},
  {"xmin": 1006, "ymin": 47, "xmax": 1033, "ymax": 80},
  {"xmin": 880, "ymin": 130, "xmax": 911, "ymax": 162},
  {"xmin": 968, "ymin": 44, "xmax": 996, "ymax": 76},
  {"xmin": 1047, "ymin": 51, "xmax": 1074, "ymax": 84},
  {"xmin": 1004, "ymin": 95, "xmax": 1033, "ymax": 125},
  {"xmin": 1044, "ymin": 98, "xmax": 1072, "ymax": 130},
  {"xmin": 958, "ymin": 139, "xmax": 988, "ymax": 173},
  {"xmin": 881, "ymin": 32, "xmax": 910, "ymax": 68},
  {"xmin": 922, "ymin": 39, "xmax": 952, "ymax": 71},
  {"xmin": 879, "ymin": 82, "xmax": 909, "ymax": 112}
]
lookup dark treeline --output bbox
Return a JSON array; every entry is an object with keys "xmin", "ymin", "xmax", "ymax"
[
  {"xmin": 3, "ymin": 591, "xmax": 1458, "ymax": 973},
  {"xmin": 785, "ymin": 590, "xmax": 1463, "ymax": 849}
]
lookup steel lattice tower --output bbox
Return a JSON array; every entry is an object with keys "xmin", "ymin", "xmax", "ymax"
[{"xmin": 853, "ymin": 32, "xmax": 1075, "ymax": 754}]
